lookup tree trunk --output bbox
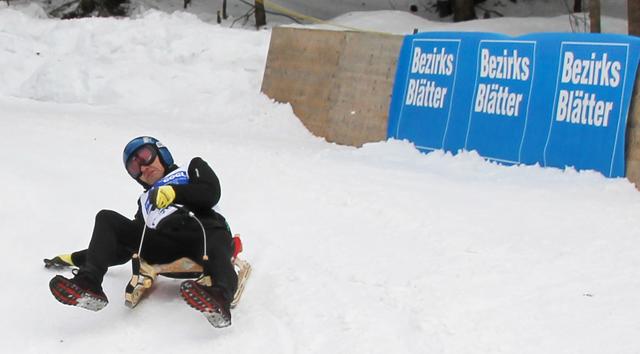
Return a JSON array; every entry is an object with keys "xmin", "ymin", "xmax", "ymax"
[
  {"xmin": 630, "ymin": 0, "xmax": 640, "ymax": 36},
  {"xmin": 222, "ymin": 0, "xmax": 228, "ymax": 19},
  {"xmin": 452, "ymin": 0, "xmax": 475, "ymax": 22},
  {"xmin": 255, "ymin": 0, "xmax": 266, "ymax": 29},
  {"xmin": 573, "ymin": 0, "xmax": 582, "ymax": 13},
  {"xmin": 437, "ymin": 0, "xmax": 452, "ymax": 18},
  {"xmin": 589, "ymin": 0, "xmax": 600, "ymax": 33}
]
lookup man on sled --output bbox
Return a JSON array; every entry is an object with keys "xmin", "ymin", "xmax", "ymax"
[{"xmin": 46, "ymin": 136, "xmax": 246, "ymax": 328}]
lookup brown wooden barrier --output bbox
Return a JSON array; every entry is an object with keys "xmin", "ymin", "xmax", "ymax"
[
  {"xmin": 625, "ymin": 72, "xmax": 640, "ymax": 188},
  {"xmin": 261, "ymin": 27, "xmax": 403, "ymax": 147}
]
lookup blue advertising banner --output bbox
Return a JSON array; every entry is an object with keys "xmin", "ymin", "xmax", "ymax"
[
  {"xmin": 466, "ymin": 40, "xmax": 535, "ymax": 164},
  {"xmin": 394, "ymin": 39, "xmax": 460, "ymax": 151},
  {"xmin": 545, "ymin": 41, "xmax": 632, "ymax": 176},
  {"xmin": 387, "ymin": 32, "xmax": 640, "ymax": 177}
]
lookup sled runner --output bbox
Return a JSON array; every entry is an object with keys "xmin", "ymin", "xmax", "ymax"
[{"xmin": 125, "ymin": 234, "xmax": 251, "ymax": 309}]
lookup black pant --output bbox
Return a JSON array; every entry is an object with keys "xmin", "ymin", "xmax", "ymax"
[{"xmin": 73, "ymin": 209, "xmax": 238, "ymax": 300}]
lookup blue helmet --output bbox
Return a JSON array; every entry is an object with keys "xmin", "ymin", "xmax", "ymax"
[{"xmin": 122, "ymin": 136, "xmax": 174, "ymax": 172}]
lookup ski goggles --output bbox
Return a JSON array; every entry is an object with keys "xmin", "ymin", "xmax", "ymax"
[{"xmin": 126, "ymin": 145, "xmax": 157, "ymax": 178}]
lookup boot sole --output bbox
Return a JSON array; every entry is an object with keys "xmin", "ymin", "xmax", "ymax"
[
  {"xmin": 49, "ymin": 275, "xmax": 108, "ymax": 312},
  {"xmin": 180, "ymin": 280, "xmax": 231, "ymax": 328}
]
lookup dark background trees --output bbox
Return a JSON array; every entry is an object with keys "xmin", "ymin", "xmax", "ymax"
[{"xmin": 630, "ymin": 0, "xmax": 640, "ymax": 36}]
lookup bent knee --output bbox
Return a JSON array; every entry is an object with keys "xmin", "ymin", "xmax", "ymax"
[{"xmin": 95, "ymin": 209, "xmax": 130, "ymax": 225}]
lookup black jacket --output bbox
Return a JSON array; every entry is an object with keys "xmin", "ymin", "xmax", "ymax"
[{"xmin": 135, "ymin": 157, "xmax": 228, "ymax": 233}]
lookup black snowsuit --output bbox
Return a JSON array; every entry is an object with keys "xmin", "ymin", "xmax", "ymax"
[{"xmin": 71, "ymin": 157, "xmax": 238, "ymax": 301}]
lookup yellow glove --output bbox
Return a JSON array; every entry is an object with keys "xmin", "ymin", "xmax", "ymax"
[{"xmin": 151, "ymin": 185, "xmax": 176, "ymax": 209}]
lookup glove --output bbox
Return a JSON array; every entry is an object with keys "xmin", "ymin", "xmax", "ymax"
[
  {"xmin": 43, "ymin": 254, "xmax": 75, "ymax": 269},
  {"xmin": 150, "ymin": 185, "xmax": 176, "ymax": 209}
]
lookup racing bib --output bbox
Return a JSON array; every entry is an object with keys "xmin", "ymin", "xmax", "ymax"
[{"xmin": 139, "ymin": 167, "xmax": 189, "ymax": 229}]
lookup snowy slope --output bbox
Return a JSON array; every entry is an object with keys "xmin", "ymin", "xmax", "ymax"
[{"xmin": 1, "ymin": 2, "xmax": 640, "ymax": 354}]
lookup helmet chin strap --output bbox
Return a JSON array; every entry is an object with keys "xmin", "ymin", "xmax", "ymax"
[{"xmin": 136, "ymin": 177, "xmax": 152, "ymax": 190}]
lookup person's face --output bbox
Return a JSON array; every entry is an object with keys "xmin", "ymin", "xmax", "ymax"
[{"xmin": 139, "ymin": 155, "xmax": 165, "ymax": 185}]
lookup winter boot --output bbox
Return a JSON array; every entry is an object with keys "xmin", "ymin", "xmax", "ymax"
[
  {"xmin": 180, "ymin": 280, "xmax": 232, "ymax": 328},
  {"xmin": 49, "ymin": 272, "xmax": 108, "ymax": 311}
]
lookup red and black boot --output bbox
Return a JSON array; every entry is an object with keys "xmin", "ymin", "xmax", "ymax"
[
  {"xmin": 49, "ymin": 273, "xmax": 108, "ymax": 311},
  {"xmin": 180, "ymin": 280, "xmax": 232, "ymax": 328}
]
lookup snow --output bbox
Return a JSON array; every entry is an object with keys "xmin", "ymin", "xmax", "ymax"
[{"xmin": 1, "ymin": 0, "xmax": 640, "ymax": 353}]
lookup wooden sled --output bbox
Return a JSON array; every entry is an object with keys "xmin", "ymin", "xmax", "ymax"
[{"xmin": 125, "ymin": 235, "xmax": 251, "ymax": 309}]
